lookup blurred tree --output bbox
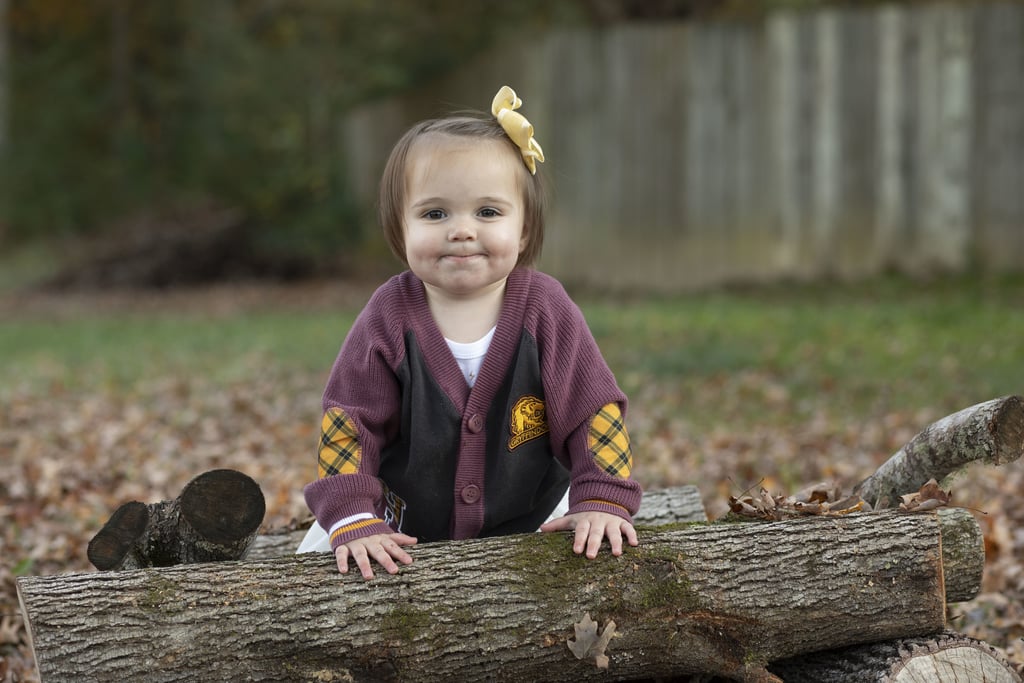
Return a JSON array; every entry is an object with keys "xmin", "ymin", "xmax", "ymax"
[
  {"xmin": 0, "ymin": 0, "xmax": 8, "ymax": 178},
  {"xmin": 0, "ymin": 0, "xmax": 853, "ymax": 275},
  {"xmin": 578, "ymin": 0, "xmax": 830, "ymax": 22},
  {"xmin": 0, "ymin": 0, "xmax": 8, "ymax": 241},
  {"xmin": 0, "ymin": 0, "xmax": 573, "ymax": 273}
]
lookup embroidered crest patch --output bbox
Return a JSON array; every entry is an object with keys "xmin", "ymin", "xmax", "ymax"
[
  {"xmin": 381, "ymin": 483, "xmax": 407, "ymax": 533},
  {"xmin": 509, "ymin": 395, "xmax": 549, "ymax": 450}
]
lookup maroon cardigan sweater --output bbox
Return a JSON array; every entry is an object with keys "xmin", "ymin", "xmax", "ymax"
[{"xmin": 304, "ymin": 268, "xmax": 642, "ymax": 549}]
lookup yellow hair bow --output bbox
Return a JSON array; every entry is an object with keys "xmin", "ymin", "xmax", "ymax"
[{"xmin": 491, "ymin": 85, "xmax": 545, "ymax": 175}]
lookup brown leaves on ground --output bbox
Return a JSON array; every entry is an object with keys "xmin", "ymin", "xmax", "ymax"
[
  {"xmin": 0, "ymin": 567, "xmax": 35, "ymax": 683},
  {"xmin": 2, "ymin": 284, "xmax": 1023, "ymax": 679},
  {"xmin": 728, "ymin": 481, "xmax": 870, "ymax": 520},
  {"xmin": 727, "ymin": 478, "xmax": 956, "ymax": 520},
  {"xmin": 1, "ymin": 367, "xmax": 320, "ymax": 683}
]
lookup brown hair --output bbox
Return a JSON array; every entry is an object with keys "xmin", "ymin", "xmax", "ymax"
[{"xmin": 377, "ymin": 114, "xmax": 546, "ymax": 268}]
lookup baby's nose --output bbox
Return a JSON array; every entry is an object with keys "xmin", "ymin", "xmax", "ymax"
[{"xmin": 448, "ymin": 217, "xmax": 477, "ymax": 240}]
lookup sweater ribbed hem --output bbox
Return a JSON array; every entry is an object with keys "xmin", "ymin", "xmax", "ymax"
[
  {"xmin": 303, "ymin": 474, "xmax": 384, "ymax": 544},
  {"xmin": 329, "ymin": 519, "xmax": 396, "ymax": 551},
  {"xmin": 568, "ymin": 499, "xmax": 636, "ymax": 525}
]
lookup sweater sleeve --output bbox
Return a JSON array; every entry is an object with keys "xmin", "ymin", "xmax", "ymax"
[
  {"xmin": 302, "ymin": 292, "xmax": 405, "ymax": 550},
  {"xmin": 563, "ymin": 403, "xmax": 642, "ymax": 523},
  {"xmin": 529, "ymin": 273, "xmax": 642, "ymax": 520}
]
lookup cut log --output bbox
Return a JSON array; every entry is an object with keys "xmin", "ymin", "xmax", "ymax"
[
  {"xmin": 855, "ymin": 395, "xmax": 1024, "ymax": 508},
  {"xmin": 769, "ymin": 630, "xmax": 1022, "ymax": 682},
  {"xmin": 247, "ymin": 483, "xmax": 708, "ymax": 561},
  {"xmin": 936, "ymin": 508, "xmax": 984, "ymax": 606},
  {"xmin": 18, "ymin": 509, "xmax": 981, "ymax": 683},
  {"xmin": 87, "ymin": 469, "xmax": 265, "ymax": 570}
]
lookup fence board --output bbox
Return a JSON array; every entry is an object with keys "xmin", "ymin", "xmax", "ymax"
[
  {"xmin": 341, "ymin": 2, "xmax": 1024, "ymax": 291},
  {"xmin": 974, "ymin": 5, "xmax": 1024, "ymax": 269}
]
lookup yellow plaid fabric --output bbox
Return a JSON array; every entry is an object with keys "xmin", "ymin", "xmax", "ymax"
[
  {"xmin": 588, "ymin": 403, "xmax": 632, "ymax": 479},
  {"xmin": 317, "ymin": 407, "xmax": 362, "ymax": 479}
]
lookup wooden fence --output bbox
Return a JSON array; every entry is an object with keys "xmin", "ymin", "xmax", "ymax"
[{"xmin": 342, "ymin": 2, "xmax": 1024, "ymax": 291}]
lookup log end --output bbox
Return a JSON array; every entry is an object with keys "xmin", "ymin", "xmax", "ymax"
[
  {"xmin": 890, "ymin": 640, "xmax": 1022, "ymax": 683},
  {"xmin": 770, "ymin": 631, "xmax": 1022, "ymax": 683},
  {"xmin": 991, "ymin": 394, "xmax": 1024, "ymax": 466},
  {"xmin": 179, "ymin": 469, "xmax": 266, "ymax": 544},
  {"xmin": 87, "ymin": 500, "xmax": 149, "ymax": 570},
  {"xmin": 855, "ymin": 395, "xmax": 1024, "ymax": 509},
  {"xmin": 938, "ymin": 507, "xmax": 984, "ymax": 604}
]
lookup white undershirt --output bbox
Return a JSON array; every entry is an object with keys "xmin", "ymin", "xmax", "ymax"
[{"xmin": 446, "ymin": 326, "xmax": 496, "ymax": 388}]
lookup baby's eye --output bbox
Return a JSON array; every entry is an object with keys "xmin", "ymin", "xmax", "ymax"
[
  {"xmin": 422, "ymin": 209, "xmax": 447, "ymax": 220},
  {"xmin": 478, "ymin": 207, "xmax": 501, "ymax": 218}
]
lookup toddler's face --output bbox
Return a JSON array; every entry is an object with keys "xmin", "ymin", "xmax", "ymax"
[{"xmin": 403, "ymin": 137, "xmax": 526, "ymax": 299}]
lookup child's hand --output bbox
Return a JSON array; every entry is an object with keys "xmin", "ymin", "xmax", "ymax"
[
  {"xmin": 539, "ymin": 511, "xmax": 639, "ymax": 559},
  {"xmin": 334, "ymin": 532, "xmax": 417, "ymax": 579}
]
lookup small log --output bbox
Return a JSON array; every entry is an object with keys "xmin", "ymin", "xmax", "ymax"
[
  {"xmin": 246, "ymin": 483, "xmax": 708, "ymax": 561},
  {"xmin": 18, "ymin": 509, "xmax": 981, "ymax": 683},
  {"xmin": 769, "ymin": 630, "xmax": 1022, "ymax": 682},
  {"xmin": 937, "ymin": 507, "xmax": 984, "ymax": 605},
  {"xmin": 87, "ymin": 469, "xmax": 265, "ymax": 570},
  {"xmin": 855, "ymin": 395, "xmax": 1024, "ymax": 508}
]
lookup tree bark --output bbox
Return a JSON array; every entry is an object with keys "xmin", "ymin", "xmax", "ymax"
[
  {"xmin": 769, "ymin": 630, "xmax": 1021, "ymax": 682},
  {"xmin": 19, "ymin": 509, "xmax": 980, "ymax": 683},
  {"xmin": 855, "ymin": 395, "xmax": 1024, "ymax": 508},
  {"xmin": 247, "ymin": 484, "xmax": 708, "ymax": 561},
  {"xmin": 87, "ymin": 469, "xmax": 266, "ymax": 570}
]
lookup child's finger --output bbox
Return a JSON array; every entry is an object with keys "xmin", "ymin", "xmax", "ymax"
[
  {"xmin": 538, "ymin": 517, "xmax": 568, "ymax": 533},
  {"xmin": 573, "ymin": 521, "xmax": 590, "ymax": 555},
  {"xmin": 385, "ymin": 540, "xmax": 414, "ymax": 566},
  {"xmin": 623, "ymin": 522, "xmax": 639, "ymax": 547},
  {"xmin": 334, "ymin": 546, "xmax": 350, "ymax": 574},
  {"xmin": 352, "ymin": 546, "xmax": 376, "ymax": 580},
  {"xmin": 586, "ymin": 524, "xmax": 604, "ymax": 559},
  {"xmin": 607, "ymin": 526, "xmax": 624, "ymax": 556},
  {"xmin": 391, "ymin": 533, "xmax": 418, "ymax": 547},
  {"xmin": 372, "ymin": 544, "xmax": 401, "ymax": 575}
]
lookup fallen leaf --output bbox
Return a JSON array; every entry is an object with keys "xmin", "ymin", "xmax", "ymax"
[
  {"xmin": 567, "ymin": 612, "xmax": 617, "ymax": 669},
  {"xmin": 899, "ymin": 478, "xmax": 952, "ymax": 512},
  {"xmin": 728, "ymin": 483, "xmax": 869, "ymax": 521}
]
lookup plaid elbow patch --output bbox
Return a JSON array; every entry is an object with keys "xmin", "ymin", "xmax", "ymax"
[
  {"xmin": 588, "ymin": 403, "xmax": 633, "ymax": 479},
  {"xmin": 317, "ymin": 407, "xmax": 362, "ymax": 478}
]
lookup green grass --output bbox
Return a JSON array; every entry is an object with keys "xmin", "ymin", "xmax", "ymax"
[
  {"xmin": 581, "ymin": 273, "xmax": 1024, "ymax": 428},
  {"xmin": 2, "ymin": 273, "xmax": 1023, "ymax": 431},
  {"xmin": 0, "ymin": 241, "xmax": 63, "ymax": 292},
  {"xmin": 0, "ymin": 310, "xmax": 357, "ymax": 391}
]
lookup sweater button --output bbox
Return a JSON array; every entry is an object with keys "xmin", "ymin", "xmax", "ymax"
[
  {"xmin": 461, "ymin": 484, "xmax": 481, "ymax": 504},
  {"xmin": 467, "ymin": 413, "xmax": 484, "ymax": 433}
]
